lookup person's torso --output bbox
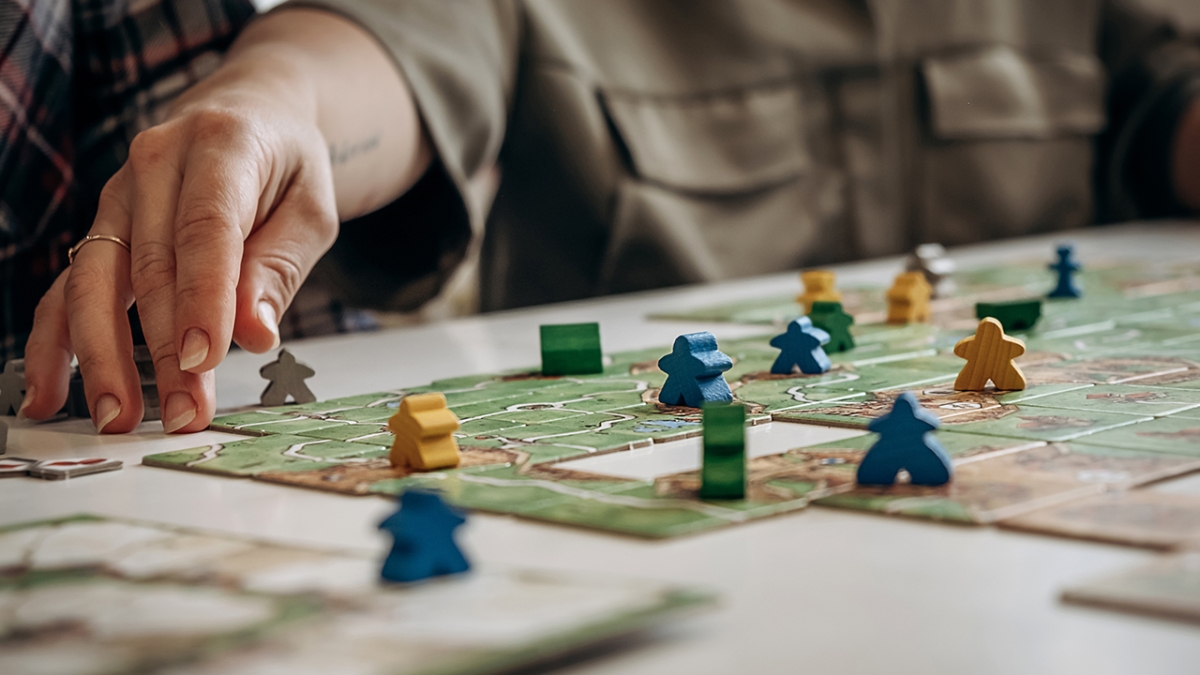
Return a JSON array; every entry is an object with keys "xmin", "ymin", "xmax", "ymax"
[{"xmin": 482, "ymin": 0, "xmax": 1105, "ymax": 310}]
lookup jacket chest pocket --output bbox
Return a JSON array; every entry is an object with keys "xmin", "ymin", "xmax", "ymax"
[
  {"xmin": 922, "ymin": 46, "xmax": 1105, "ymax": 140},
  {"xmin": 915, "ymin": 45, "xmax": 1107, "ymax": 244},
  {"xmin": 594, "ymin": 83, "xmax": 842, "ymax": 288},
  {"xmin": 599, "ymin": 83, "xmax": 813, "ymax": 195}
]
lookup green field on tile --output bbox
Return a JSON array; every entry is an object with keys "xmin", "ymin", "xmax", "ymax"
[
  {"xmin": 145, "ymin": 260, "xmax": 1200, "ymax": 539},
  {"xmin": 0, "ymin": 516, "xmax": 708, "ymax": 675},
  {"xmin": 1017, "ymin": 384, "xmax": 1200, "ymax": 417}
]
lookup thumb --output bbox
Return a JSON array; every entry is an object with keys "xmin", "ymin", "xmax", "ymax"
[{"xmin": 233, "ymin": 167, "xmax": 338, "ymax": 353}]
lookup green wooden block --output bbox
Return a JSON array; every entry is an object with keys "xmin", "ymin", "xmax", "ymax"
[
  {"xmin": 540, "ymin": 323, "xmax": 604, "ymax": 375},
  {"xmin": 809, "ymin": 301, "xmax": 856, "ymax": 352},
  {"xmin": 975, "ymin": 298, "xmax": 1042, "ymax": 332},
  {"xmin": 699, "ymin": 403, "xmax": 746, "ymax": 500}
]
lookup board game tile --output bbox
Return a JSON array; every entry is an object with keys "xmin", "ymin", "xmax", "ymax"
[
  {"xmin": 443, "ymin": 395, "xmax": 548, "ymax": 420},
  {"xmin": 228, "ymin": 416, "xmax": 362, "ymax": 437},
  {"xmin": 261, "ymin": 392, "xmax": 401, "ymax": 413},
  {"xmin": 773, "ymin": 386, "xmax": 1008, "ymax": 429},
  {"xmin": 801, "ymin": 429, "xmax": 1044, "ymax": 461},
  {"xmin": 799, "ymin": 365, "xmax": 956, "ymax": 394},
  {"xmin": 457, "ymin": 416, "xmax": 531, "ymax": 436},
  {"xmin": 209, "ymin": 409, "xmax": 291, "ymax": 432},
  {"xmin": 604, "ymin": 482, "xmax": 792, "ymax": 515},
  {"xmin": 481, "ymin": 408, "xmax": 594, "ymax": 426},
  {"xmin": 291, "ymin": 422, "xmax": 390, "ymax": 443},
  {"xmin": 1112, "ymin": 307, "xmax": 1181, "ymax": 327},
  {"xmin": 1071, "ymin": 416, "xmax": 1200, "ymax": 457},
  {"xmin": 1125, "ymin": 367, "xmax": 1200, "ymax": 391},
  {"xmin": 1017, "ymin": 355, "xmax": 1195, "ymax": 386},
  {"xmin": 994, "ymin": 382, "xmax": 1095, "ymax": 405},
  {"xmin": 252, "ymin": 447, "xmax": 519, "ymax": 496},
  {"xmin": 514, "ymin": 487, "xmax": 792, "ymax": 539},
  {"xmin": 1016, "ymin": 384, "xmax": 1200, "ymax": 418},
  {"xmin": 319, "ymin": 406, "xmax": 397, "ymax": 423},
  {"xmin": 519, "ymin": 427, "xmax": 671, "ymax": 451},
  {"xmin": 733, "ymin": 377, "xmax": 867, "ymax": 414},
  {"xmin": 814, "ymin": 443, "xmax": 1136, "ymax": 524},
  {"xmin": 1061, "ymin": 552, "xmax": 1200, "ymax": 625},
  {"xmin": 0, "ymin": 516, "xmax": 711, "ymax": 675},
  {"xmin": 1028, "ymin": 327, "xmax": 1200, "ymax": 360},
  {"xmin": 1003, "ymin": 442, "xmax": 1200, "ymax": 490},
  {"xmin": 887, "ymin": 353, "xmax": 973, "ymax": 372},
  {"xmin": 852, "ymin": 321, "xmax": 937, "ymax": 344},
  {"xmin": 369, "ymin": 463, "xmax": 596, "ymax": 514},
  {"xmin": 142, "ymin": 434, "xmax": 388, "ymax": 477},
  {"xmin": 844, "ymin": 347, "xmax": 945, "ymax": 368},
  {"xmin": 649, "ymin": 446, "xmax": 869, "ymax": 506},
  {"xmin": 940, "ymin": 408, "xmax": 1151, "ymax": 443},
  {"xmin": 384, "ymin": 459, "xmax": 808, "ymax": 539},
  {"xmin": 1000, "ymin": 490, "xmax": 1200, "ymax": 550},
  {"xmin": 1162, "ymin": 408, "xmax": 1200, "ymax": 421}
]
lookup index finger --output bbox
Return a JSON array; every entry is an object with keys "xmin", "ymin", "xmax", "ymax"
[{"xmin": 172, "ymin": 113, "xmax": 262, "ymax": 374}]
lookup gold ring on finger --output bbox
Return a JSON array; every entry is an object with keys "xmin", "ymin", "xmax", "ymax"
[{"xmin": 68, "ymin": 234, "xmax": 132, "ymax": 265}]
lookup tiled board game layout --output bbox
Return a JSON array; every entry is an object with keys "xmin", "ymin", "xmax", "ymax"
[
  {"xmin": 0, "ymin": 515, "xmax": 709, "ymax": 675},
  {"xmin": 145, "ymin": 261, "xmax": 1200, "ymax": 540}
]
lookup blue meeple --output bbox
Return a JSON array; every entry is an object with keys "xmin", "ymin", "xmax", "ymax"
[
  {"xmin": 1048, "ymin": 244, "xmax": 1082, "ymax": 299},
  {"xmin": 769, "ymin": 317, "xmax": 831, "ymax": 375},
  {"xmin": 657, "ymin": 332, "xmax": 733, "ymax": 408},
  {"xmin": 379, "ymin": 490, "xmax": 470, "ymax": 583},
  {"xmin": 856, "ymin": 391, "xmax": 953, "ymax": 486}
]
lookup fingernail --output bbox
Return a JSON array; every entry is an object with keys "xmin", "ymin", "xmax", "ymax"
[
  {"xmin": 179, "ymin": 328, "xmax": 210, "ymax": 372},
  {"xmin": 95, "ymin": 394, "xmax": 122, "ymax": 433},
  {"xmin": 17, "ymin": 385, "xmax": 36, "ymax": 420},
  {"xmin": 258, "ymin": 300, "xmax": 280, "ymax": 350},
  {"xmin": 162, "ymin": 392, "xmax": 197, "ymax": 433}
]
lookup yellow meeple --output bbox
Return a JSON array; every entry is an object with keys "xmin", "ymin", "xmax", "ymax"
[
  {"xmin": 886, "ymin": 271, "xmax": 932, "ymax": 324},
  {"xmin": 797, "ymin": 270, "xmax": 841, "ymax": 314},
  {"xmin": 388, "ymin": 393, "xmax": 462, "ymax": 470},
  {"xmin": 953, "ymin": 318, "xmax": 1027, "ymax": 391}
]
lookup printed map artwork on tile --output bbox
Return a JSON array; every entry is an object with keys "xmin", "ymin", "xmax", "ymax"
[
  {"xmin": 145, "ymin": 260, "xmax": 1200, "ymax": 540},
  {"xmin": 0, "ymin": 515, "xmax": 708, "ymax": 675}
]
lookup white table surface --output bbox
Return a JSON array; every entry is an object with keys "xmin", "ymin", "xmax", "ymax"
[{"xmin": 6, "ymin": 222, "xmax": 1200, "ymax": 675}]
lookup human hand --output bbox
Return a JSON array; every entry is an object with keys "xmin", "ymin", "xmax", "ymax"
[{"xmin": 21, "ymin": 48, "xmax": 338, "ymax": 433}]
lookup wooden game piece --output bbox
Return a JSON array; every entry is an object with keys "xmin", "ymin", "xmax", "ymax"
[
  {"xmin": 28, "ymin": 457, "xmax": 123, "ymax": 480},
  {"xmin": 699, "ymin": 403, "xmax": 746, "ymax": 500},
  {"xmin": 388, "ymin": 393, "xmax": 462, "ymax": 470},
  {"xmin": 63, "ymin": 367, "xmax": 88, "ymax": 418},
  {"xmin": 0, "ymin": 359, "xmax": 25, "ymax": 416},
  {"xmin": 976, "ymin": 298, "xmax": 1042, "ymax": 332},
  {"xmin": 0, "ymin": 457, "xmax": 37, "ymax": 477},
  {"xmin": 259, "ymin": 349, "xmax": 317, "ymax": 406},
  {"xmin": 133, "ymin": 345, "xmax": 161, "ymax": 421},
  {"xmin": 540, "ymin": 323, "xmax": 603, "ymax": 376},
  {"xmin": 885, "ymin": 271, "xmax": 932, "ymax": 324},
  {"xmin": 769, "ymin": 317, "xmax": 832, "ymax": 375},
  {"xmin": 953, "ymin": 317, "xmax": 1027, "ymax": 391},
  {"xmin": 657, "ymin": 332, "xmax": 733, "ymax": 408},
  {"xmin": 856, "ymin": 391, "xmax": 953, "ymax": 486},
  {"xmin": 1048, "ymin": 243, "xmax": 1082, "ymax": 298},
  {"xmin": 808, "ymin": 301, "xmax": 855, "ymax": 353},
  {"xmin": 796, "ymin": 270, "xmax": 842, "ymax": 313},
  {"xmin": 379, "ymin": 489, "xmax": 470, "ymax": 583},
  {"xmin": 905, "ymin": 243, "xmax": 956, "ymax": 298}
]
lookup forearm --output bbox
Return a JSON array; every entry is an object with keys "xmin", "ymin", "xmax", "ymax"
[{"xmin": 208, "ymin": 8, "xmax": 431, "ymax": 221}]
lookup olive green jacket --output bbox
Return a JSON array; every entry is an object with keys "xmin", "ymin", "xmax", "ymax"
[{"xmin": 299, "ymin": 0, "xmax": 1200, "ymax": 311}]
